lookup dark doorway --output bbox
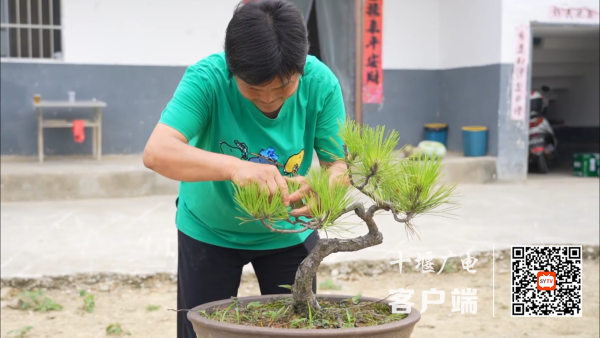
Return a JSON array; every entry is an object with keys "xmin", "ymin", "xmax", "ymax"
[
  {"xmin": 306, "ymin": 1, "xmax": 321, "ymax": 61},
  {"xmin": 529, "ymin": 24, "xmax": 600, "ymax": 175}
]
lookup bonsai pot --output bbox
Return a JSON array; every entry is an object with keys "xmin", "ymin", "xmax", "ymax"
[{"xmin": 187, "ymin": 294, "xmax": 421, "ymax": 338}]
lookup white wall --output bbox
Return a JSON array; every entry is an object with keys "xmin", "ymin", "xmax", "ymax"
[
  {"xmin": 552, "ymin": 64, "xmax": 600, "ymax": 126},
  {"xmin": 385, "ymin": 1, "xmax": 600, "ymax": 69},
  {"xmin": 438, "ymin": 0, "xmax": 503, "ymax": 69},
  {"xmin": 501, "ymin": 0, "xmax": 600, "ymax": 63},
  {"xmin": 576, "ymin": 63, "xmax": 600, "ymax": 125},
  {"xmin": 531, "ymin": 35, "xmax": 599, "ymax": 83},
  {"xmin": 382, "ymin": 0, "xmax": 503, "ymax": 70},
  {"xmin": 531, "ymin": 30, "xmax": 599, "ymax": 126},
  {"xmin": 61, "ymin": 0, "xmax": 240, "ymax": 66},
  {"xmin": 531, "ymin": 33, "xmax": 599, "ymax": 91},
  {"xmin": 20, "ymin": 0, "xmax": 600, "ymax": 70},
  {"xmin": 382, "ymin": 0, "xmax": 440, "ymax": 69}
]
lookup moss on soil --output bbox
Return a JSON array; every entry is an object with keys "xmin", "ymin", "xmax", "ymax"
[{"xmin": 200, "ymin": 296, "xmax": 407, "ymax": 329}]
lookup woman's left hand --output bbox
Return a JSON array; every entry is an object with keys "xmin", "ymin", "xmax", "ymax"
[
  {"xmin": 287, "ymin": 176, "xmax": 312, "ymax": 217},
  {"xmin": 287, "ymin": 161, "xmax": 349, "ymax": 218}
]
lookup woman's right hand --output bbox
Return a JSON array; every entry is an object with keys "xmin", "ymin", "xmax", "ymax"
[{"xmin": 229, "ymin": 160, "xmax": 290, "ymax": 207}]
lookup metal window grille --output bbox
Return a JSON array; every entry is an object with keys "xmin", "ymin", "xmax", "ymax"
[{"xmin": 0, "ymin": 0, "xmax": 62, "ymax": 59}]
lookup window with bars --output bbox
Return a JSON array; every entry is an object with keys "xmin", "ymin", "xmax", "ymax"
[{"xmin": 0, "ymin": 0, "xmax": 62, "ymax": 59}]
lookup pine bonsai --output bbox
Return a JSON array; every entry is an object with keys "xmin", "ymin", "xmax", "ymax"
[{"xmin": 232, "ymin": 120, "xmax": 456, "ymax": 315}]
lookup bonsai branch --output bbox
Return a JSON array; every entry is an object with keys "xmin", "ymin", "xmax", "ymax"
[
  {"xmin": 392, "ymin": 211, "xmax": 414, "ymax": 223},
  {"xmin": 341, "ymin": 202, "xmax": 363, "ymax": 216},
  {"xmin": 366, "ymin": 201, "xmax": 415, "ymax": 225},
  {"xmin": 347, "ymin": 166, "xmax": 385, "ymax": 207},
  {"xmin": 356, "ymin": 165, "xmax": 377, "ymax": 191},
  {"xmin": 347, "ymin": 168, "xmax": 376, "ymax": 193},
  {"xmin": 257, "ymin": 202, "xmax": 367, "ymax": 235},
  {"xmin": 284, "ymin": 217, "xmax": 320, "ymax": 228},
  {"xmin": 259, "ymin": 219, "xmax": 318, "ymax": 233},
  {"xmin": 291, "ymin": 204, "xmax": 383, "ymax": 313},
  {"xmin": 343, "ymin": 144, "xmax": 378, "ymax": 192}
]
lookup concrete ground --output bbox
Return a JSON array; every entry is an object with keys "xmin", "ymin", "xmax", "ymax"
[{"xmin": 1, "ymin": 173, "xmax": 598, "ymax": 279}]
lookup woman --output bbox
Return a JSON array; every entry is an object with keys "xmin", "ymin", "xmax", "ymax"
[{"xmin": 143, "ymin": 1, "xmax": 347, "ymax": 336}]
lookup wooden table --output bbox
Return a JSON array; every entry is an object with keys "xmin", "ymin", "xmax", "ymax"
[{"xmin": 34, "ymin": 100, "xmax": 107, "ymax": 162}]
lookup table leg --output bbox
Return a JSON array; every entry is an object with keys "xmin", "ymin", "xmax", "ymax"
[
  {"xmin": 97, "ymin": 108, "xmax": 102, "ymax": 160},
  {"xmin": 92, "ymin": 109, "xmax": 98, "ymax": 158},
  {"xmin": 38, "ymin": 108, "xmax": 44, "ymax": 162}
]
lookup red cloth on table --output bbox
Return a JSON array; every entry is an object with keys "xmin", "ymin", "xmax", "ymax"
[{"xmin": 72, "ymin": 120, "xmax": 85, "ymax": 143}]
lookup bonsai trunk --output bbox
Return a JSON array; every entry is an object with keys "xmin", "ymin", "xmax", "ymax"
[{"xmin": 291, "ymin": 205, "xmax": 383, "ymax": 314}]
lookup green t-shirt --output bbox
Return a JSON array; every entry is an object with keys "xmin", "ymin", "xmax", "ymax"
[{"xmin": 158, "ymin": 52, "xmax": 346, "ymax": 250}]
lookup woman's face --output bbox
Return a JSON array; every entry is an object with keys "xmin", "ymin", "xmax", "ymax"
[{"xmin": 236, "ymin": 73, "xmax": 300, "ymax": 114}]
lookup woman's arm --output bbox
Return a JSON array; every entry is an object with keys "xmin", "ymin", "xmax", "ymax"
[
  {"xmin": 143, "ymin": 123, "xmax": 290, "ymax": 205},
  {"xmin": 143, "ymin": 123, "xmax": 240, "ymax": 182}
]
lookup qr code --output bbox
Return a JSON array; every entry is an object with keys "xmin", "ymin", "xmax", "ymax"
[{"xmin": 511, "ymin": 245, "xmax": 582, "ymax": 317}]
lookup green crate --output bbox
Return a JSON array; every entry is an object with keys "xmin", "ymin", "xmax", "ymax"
[{"xmin": 573, "ymin": 153, "xmax": 599, "ymax": 177}]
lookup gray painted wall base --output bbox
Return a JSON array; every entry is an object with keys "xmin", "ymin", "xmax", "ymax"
[
  {"xmin": 363, "ymin": 69, "xmax": 440, "ymax": 150},
  {"xmin": 364, "ymin": 65, "xmax": 510, "ymax": 157},
  {"xmin": 1, "ymin": 62, "xmax": 187, "ymax": 156},
  {"xmin": 2, "ymin": 61, "xmax": 524, "ymax": 180},
  {"xmin": 495, "ymin": 64, "xmax": 529, "ymax": 181},
  {"xmin": 3, "ymin": 63, "xmax": 505, "ymax": 157},
  {"xmin": 364, "ymin": 64, "xmax": 525, "ymax": 180},
  {"xmin": 439, "ymin": 65, "xmax": 504, "ymax": 156}
]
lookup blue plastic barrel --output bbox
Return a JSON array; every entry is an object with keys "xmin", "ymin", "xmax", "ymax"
[
  {"xmin": 462, "ymin": 126, "xmax": 488, "ymax": 157},
  {"xmin": 424, "ymin": 123, "xmax": 448, "ymax": 146}
]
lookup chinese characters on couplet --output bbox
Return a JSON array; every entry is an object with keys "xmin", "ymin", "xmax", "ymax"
[
  {"xmin": 363, "ymin": 0, "xmax": 383, "ymax": 104},
  {"xmin": 510, "ymin": 24, "xmax": 530, "ymax": 121},
  {"xmin": 549, "ymin": 6, "xmax": 600, "ymax": 20}
]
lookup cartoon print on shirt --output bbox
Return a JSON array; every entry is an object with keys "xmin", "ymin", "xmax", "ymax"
[
  {"xmin": 220, "ymin": 140, "xmax": 249, "ymax": 160},
  {"xmin": 283, "ymin": 149, "xmax": 304, "ymax": 176},
  {"xmin": 249, "ymin": 147, "xmax": 281, "ymax": 167},
  {"xmin": 219, "ymin": 139, "xmax": 304, "ymax": 176}
]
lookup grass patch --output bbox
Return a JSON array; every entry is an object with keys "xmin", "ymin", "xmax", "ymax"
[
  {"xmin": 319, "ymin": 278, "xmax": 342, "ymax": 290},
  {"xmin": 147, "ymin": 304, "xmax": 161, "ymax": 312},
  {"xmin": 200, "ymin": 296, "xmax": 406, "ymax": 329},
  {"xmin": 17, "ymin": 290, "xmax": 62, "ymax": 312},
  {"xmin": 7, "ymin": 326, "xmax": 33, "ymax": 338},
  {"xmin": 106, "ymin": 323, "xmax": 124, "ymax": 335},
  {"xmin": 79, "ymin": 290, "xmax": 95, "ymax": 313}
]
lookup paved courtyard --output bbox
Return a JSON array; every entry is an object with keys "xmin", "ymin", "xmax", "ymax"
[{"xmin": 1, "ymin": 174, "xmax": 598, "ymax": 278}]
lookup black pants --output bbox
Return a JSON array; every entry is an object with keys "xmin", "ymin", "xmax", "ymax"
[{"xmin": 177, "ymin": 229, "xmax": 320, "ymax": 338}]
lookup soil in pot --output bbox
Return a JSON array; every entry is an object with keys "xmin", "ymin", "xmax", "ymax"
[{"xmin": 199, "ymin": 295, "xmax": 407, "ymax": 329}]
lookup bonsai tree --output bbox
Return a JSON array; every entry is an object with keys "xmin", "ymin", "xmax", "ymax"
[{"xmin": 232, "ymin": 120, "xmax": 456, "ymax": 315}]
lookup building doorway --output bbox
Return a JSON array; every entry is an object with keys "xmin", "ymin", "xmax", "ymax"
[{"xmin": 528, "ymin": 23, "xmax": 599, "ymax": 175}]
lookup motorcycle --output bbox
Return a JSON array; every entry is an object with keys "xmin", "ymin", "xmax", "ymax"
[{"xmin": 528, "ymin": 90, "xmax": 558, "ymax": 173}]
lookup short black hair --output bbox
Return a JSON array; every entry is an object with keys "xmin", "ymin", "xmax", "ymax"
[{"xmin": 224, "ymin": 0, "xmax": 309, "ymax": 86}]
